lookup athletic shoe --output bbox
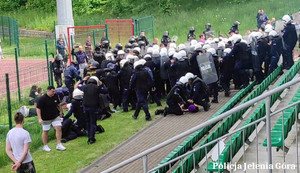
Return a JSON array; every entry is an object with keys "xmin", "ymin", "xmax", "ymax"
[
  {"xmin": 56, "ymin": 143, "xmax": 66, "ymax": 151},
  {"xmin": 43, "ymin": 145, "xmax": 51, "ymax": 152},
  {"xmin": 112, "ymin": 108, "xmax": 120, "ymax": 113}
]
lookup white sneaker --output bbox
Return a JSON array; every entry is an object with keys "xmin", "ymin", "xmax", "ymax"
[
  {"xmin": 112, "ymin": 108, "xmax": 119, "ymax": 113},
  {"xmin": 43, "ymin": 145, "xmax": 51, "ymax": 152},
  {"xmin": 56, "ymin": 143, "xmax": 66, "ymax": 151}
]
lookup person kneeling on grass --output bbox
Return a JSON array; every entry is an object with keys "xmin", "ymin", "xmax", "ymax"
[
  {"xmin": 6, "ymin": 112, "xmax": 36, "ymax": 173},
  {"xmin": 36, "ymin": 86, "xmax": 66, "ymax": 152}
]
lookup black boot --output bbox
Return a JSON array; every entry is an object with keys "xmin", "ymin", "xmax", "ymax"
[
  {"xmin": 155, "ymin": 109, "xmax": 164, "ymax": 115},
  {"xmin": 203, "ymin": 103, "xmax": 211, "ymax": 112},
  {"xmin": 132, "ymin": 109, "xmax": 140, "ymax": 120},
  {"xmin": 225, "ymin": 91, "xmax": 231, "ymax": 97},
  {"xmin": 144, "ymin": 109, "xmax": 152, "ymax": 121},
  {"xmin": 163, "ymin": 107, "xmax": 169, "ymax": 117},
  {"xmin": 212, "ymin": 97, "xmax": 218, "ymax": 103}
]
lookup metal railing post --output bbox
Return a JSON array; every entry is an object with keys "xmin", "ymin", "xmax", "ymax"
[
  {"xmin": 93, "ymin": 30, "xmax": 96, "ymax": 48},
  {"xmin": 8, "ymin": 17, "xmax": 11, "ymax": 46},
  {"xmin": 15, "ymin": 48, "xmax": 21, "ymax": 102},
  {"xmin": 265, "ymin": 96, "xmax": 272, "ymax": 173},
  {"xmin": 45, "ymin": 40, "xmax": 50, "ymax": 86},
  {"xmin": 143, "ymin": 155, "xmax": 148, "ymax": 173},
  {"xmin": 6, "ymin": 73, "xmax": 12, "ymax": 129},
  {"xmin": 295, "ymin": 105, "xmax": 299, "ymax": 173},
  {"xmin": 71, "ymin": 35, "xmax": 74, "ymax": 60},
  {"xmin": 1, "ymin": 16, "xmax": 4, "ymax": 41},
  {"xmin": 49, "ymin": 61, "xmax": 54, "ymax": 86}
]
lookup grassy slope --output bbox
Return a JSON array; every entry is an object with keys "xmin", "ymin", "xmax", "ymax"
[
  {"xmin": 2, "ymin": 37, "xmax": 56, "ymax": 59},
  {"xmin": 2, "ymin": 0, "xmax": 299, "ymax": 44},
  {"xmin": 0, "ymin": 103, "xmax": 164, "ymax": 172}
]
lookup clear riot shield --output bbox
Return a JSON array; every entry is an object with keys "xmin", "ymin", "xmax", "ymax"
[
  {"xmin": 160, "ymin": 55, "xmax": 169, "ymax": 80},
  {"xmin": 196, "ymin": 53, "xmax": 218, "ymax": 85},
  {"xmin": 275, "ymin": 20, "xmax": 285, "ymax": 34},
  {"xmin": 171, "ymin": 36, "xmax": 178, "ymax": 43}
]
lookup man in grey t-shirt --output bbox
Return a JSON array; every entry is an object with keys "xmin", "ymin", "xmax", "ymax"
[{"xmin": 6, "ymin": 112, "xmax": 36, "ymax": 173}]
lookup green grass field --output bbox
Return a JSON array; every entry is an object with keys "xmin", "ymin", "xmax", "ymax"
[
  {"xmin": 0, "ymin": 102, "xmax": 164, "ymax": 172},
  {"xmin": 2, "ymin": 37, "xmax": 56, "ymax": 59}
]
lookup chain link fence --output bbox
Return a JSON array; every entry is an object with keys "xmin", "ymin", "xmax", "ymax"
[
  {"xmin": 0, "ymin": 16, "xmax": 19, "ymax": 50},
  {"xmin": 133, "ymin": 16, "xmax": 154, "ymax": 41}
]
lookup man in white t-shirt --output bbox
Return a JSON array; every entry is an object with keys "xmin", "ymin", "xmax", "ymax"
[{"xmin": 6, "ymin": 112, "xmax": 36, "ymax": 173}]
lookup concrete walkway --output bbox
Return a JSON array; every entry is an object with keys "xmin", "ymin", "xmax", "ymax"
[{"xmin": 81, "ymin": 91, "xmax": 237, "ymax": 173}]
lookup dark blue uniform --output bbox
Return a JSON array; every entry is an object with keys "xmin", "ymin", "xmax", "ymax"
[
  {"xmin": 223, "ymin": 41, "xmax": 251, "ymax": 89},
  {"xmin": 130, "ymin": 65, "xmax": 153, "ymax": 120},
  {"xmin": 165, "ymin": 83, "xmax": 189, "ymax": 116},
  {"xmin": 64, "ymin": 64, "xmax": 81, "ymax": 102},
  {"xmin": 118, "ymin": 63, "xmax": 135, "ymax": 112},
  {"xmin": 282, "ymin": 23, "xmax": 298, "ymax": 69},
  {"xmin": 269, "ymin": 35, "xmax": 283, "ymax": 74},
  {"xmin": 189, "ymin": 77, "xmax": 210, "ymax": 111},
  {"xmin": 81, "ymin": 79, "xmax": 108, "ymax": 144}
]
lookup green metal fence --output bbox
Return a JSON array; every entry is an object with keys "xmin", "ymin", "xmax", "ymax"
[
  {"xmin": 0, "ymin": 16, "xmax": 19, "ymax": 51},
  {"xmin": 133, "ymin": 16, "xmax": 154, "ymax": 41}
]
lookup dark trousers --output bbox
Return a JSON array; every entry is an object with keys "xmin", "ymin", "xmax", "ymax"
[
  {"xmin": 268, "ymin": 56, "xmax": 280, "ymax": 75},
  {"xmin": 109, "ymin": 88, "xmax": 120, "ymax": 109},
  {"xmin": 134, "ymin": 90, "xmax": 150, "ymax": 118},
  {"xmin": 149, "ymin": 89, "xmax": 161, "ymax": 106},
  {"xmin": 282, "ymin": 48, "xmax": 294, "ymax": 70},
  {"xmin": 220, "ymin": 73, "xmax": 232, "ymax": 92},
  {"xmin": 208, "ymin": 82, "xmax": 218, "ymax": 99},
  {"xmin": 84, "ymin": 107, "xmax": 98, "ymax": 141},
  {"xmin": 122, "ymin": 88, "xmax": 136, "ymax": 111},
  {"xmin": 253, "ymin": 55, "xmax": 265, "ymax": 83},
  {"xmin": 54, "ymin": 73, "xmax": 62, "ymax": 87},
  {"xmin": 65, "ymin": 78, "xmax": 74, "ymax": 102},
  {"xmin": 166, "ymin": 100, "xmax": 183, "ymax": 115},
  {"xmin": 169, "ymin": 77, "xmax": 177, "ymax": 88}
]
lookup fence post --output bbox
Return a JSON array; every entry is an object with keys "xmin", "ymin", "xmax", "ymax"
[
  {"xmin": 6, "ymin": 73, "xmax": 12, "ymax": 129},
  {"xmin": 71, "ymin": 35, "xmax": 74, "ymax": 60},
  {"xmin": 15, "ymin": 21, "xmax": 20, "ymax": 56},
  {"xmin": 151, "ymin": 15, "xmax": 154, "ymax": 40},
  {"xmin": 45, "ymin": 40, "xmax": 51, "ymax": 86},
  {"xmin": 49, "ymin": 61, "xmax": 54, "ymax": 86},
  {"xmin": 1, "ymin": 16, "xmax": 4, "ymax": 41},
  {"xmin": 93, "ymin": 30, "xmax": 96, "ymax": 48},
  {"xmin": 54, "ymin": 20, "xmax": 56, "ymax": 49},
  {"xmin": 105, "ymin": 24, "xmax": 109, "ymax": 41},
  {"xmin": 15, "ymin": 48, "xmax": 21, "ymax": 102},
  {"xmin": 8, "ymin": 17, "xmax": 11, "ymax": 46}
]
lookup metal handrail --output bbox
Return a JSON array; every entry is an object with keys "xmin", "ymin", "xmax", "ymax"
[
  {"xmin": 101, "ymin": 77, "xmax": 300, "ymax": 173},
  {"xmin": 148, "ymin": 99, "xmax": 300, "ymax": 172}
]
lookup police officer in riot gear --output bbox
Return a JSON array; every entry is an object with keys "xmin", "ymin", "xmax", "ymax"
[
  {"xmin": 281, "ymin": 15, "xmax": 298, "ymax": 70},
  {"xmin": 161, "ymin": 31, "xmax": 171, "ymax": 47},
  {"xmin": 156, "ymin": 76, "xmax": 191, "ymax": 116},
  {"xmin": 130, "ymin": 60, "xmax": 153, "ymax": 121},
  {"xmin": 185, "ymin": 73, "xmax": 210, "ymax": 111},
  {"xmin": 64, "ymin": 61, "xmax": 81, "ymax": 102},
  {"xmin": 52, "ymin": 54, "xmax": 64, "ymax": 87},
  {"xmin": 187, "ymin": 27, "xmax": 196, "ymax": 41},
  {"xmin": 203, "ymin": 23, "xmax": 215, "ymax": 39}
]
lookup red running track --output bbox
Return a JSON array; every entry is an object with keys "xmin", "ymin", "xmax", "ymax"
[{"xmin": 0, "ymin": 59, "xmax": 48, "ymax": 95}]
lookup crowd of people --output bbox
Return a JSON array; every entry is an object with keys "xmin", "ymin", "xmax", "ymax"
[{"xmin": 6, "ymin": 10, "xmax": 300, "ymax": 173}]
